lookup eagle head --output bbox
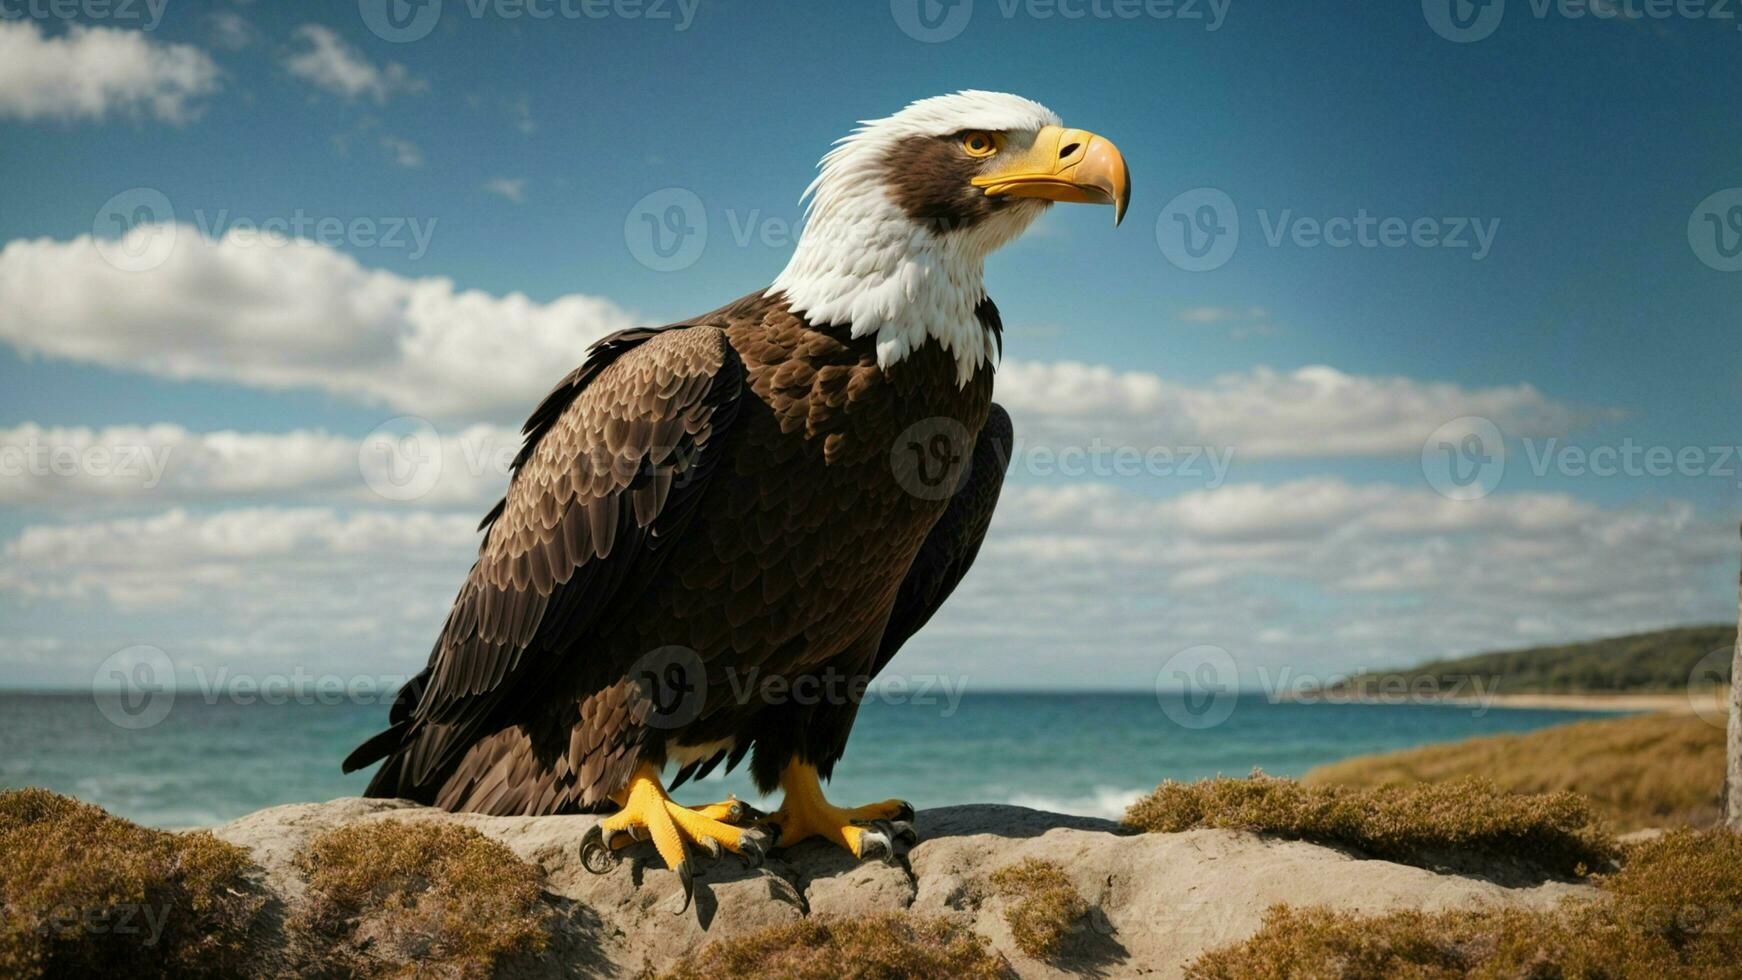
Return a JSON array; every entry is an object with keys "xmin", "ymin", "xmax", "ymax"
[{"xmin": 771, "ymin": 91, "xmax": 1130, "ymax": 385}]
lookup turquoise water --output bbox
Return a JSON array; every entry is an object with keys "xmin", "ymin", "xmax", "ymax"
[{"xmin": 0, "ymin": 693, "xmax": 1622, "ymax": 827}]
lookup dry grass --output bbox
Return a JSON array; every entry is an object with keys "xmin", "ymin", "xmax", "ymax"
[
  {"xmin": 0, "ymin": 788, "xmax": 261, "ymax": 979},
  {"xmin": 988, "ymin": 858, "xmax": 1091, "ymax": 959},
  {"xmin": 1304, "ymin": 712, "xmax": 1726, "ymax": 831},
  {"xmin": 659, "ymin": 913, "xmax": 1012, "ymax": 980},
  {"xmin": 1184, "ymin": 827, "xmax": 1742, "ymax": 979},
  {"xmin": 1123, "ymin": 772, "xmax": 1617, "ymax": 877},
  {"xmin": 290, "ymin": 819, "xmax": 551, "ymax": 978}
]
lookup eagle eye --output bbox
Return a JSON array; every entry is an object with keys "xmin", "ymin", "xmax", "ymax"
[{"xmin": 961, "ymin": 131, "xmax": 1000, "ymax": 158}]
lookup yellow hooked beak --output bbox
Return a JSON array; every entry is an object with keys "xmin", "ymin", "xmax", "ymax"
[{"xmin": 971, "ymin": 125, "xmax": 1131, "ymax": 226}]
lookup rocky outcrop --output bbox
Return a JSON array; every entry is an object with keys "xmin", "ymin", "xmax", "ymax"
[{"xmin": 211, "ymin": 798, "xmax": 1593, "ymax": 978}]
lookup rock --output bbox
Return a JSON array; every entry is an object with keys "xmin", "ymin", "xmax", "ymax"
[{"xmin": 209, "ymin": 797, "xmax": 1594, "ymax": 978}]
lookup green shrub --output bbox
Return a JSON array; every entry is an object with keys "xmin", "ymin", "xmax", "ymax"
[
  {"xmin": 0, "ymin": 788, "xmax": 261, "ymax": 979},
  {"xmin": 1124, "ymin": 772, "xmax": 1617, "ymax": 877},
  {"xmin": 1184, "ymin": 827, "xmax": 1742, "ymax": 979},
  {"xmin": 988, "ymin": 859, "xmax": 1090, "ymax": 959},
  {"xmin": 290, "ymin": 819, "xmax": 551, "ymax": 978},
  {"xmin": 660, "ymin": 913, "xmax": 1012, "ymax": 979}
]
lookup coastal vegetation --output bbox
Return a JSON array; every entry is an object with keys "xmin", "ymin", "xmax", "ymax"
[
  {"xmin": 1122, "ymin": 773, "xmax": 1618, "ymax": 877},
  {"xmin": 660, "ymin": 913, "xmax": 1010, "ymax": 979},
  {"xmin": 290, "ymin": 819, "xmax": 551, "ymax": 978},
  {"xmin": 1305, "ymin": 711, "xmax": 1726, "ymax": 831},
  {"xmin": 1185, "ymin": 828, "xmax": 1742, "ymax": 979},
  {"xmin": 988, "ymin": 859, "xmax": 1092, "ymax": 959},
  {"xmin": 0, "ymin": 788, "xmax": 261, "ymax": 979}
]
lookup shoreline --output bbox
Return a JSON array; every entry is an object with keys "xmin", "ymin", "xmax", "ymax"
[{"xmin": 1288, "ymin": 690, "xmax": 1728, "ymax": 715}]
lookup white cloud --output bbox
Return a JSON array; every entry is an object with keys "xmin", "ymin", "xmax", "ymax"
[
  {"xmin": 207, "ymin": 10, "xmax": 256, "ymax": 51},
  {"xmin": 908, "ymin": 477, "xmax": 1733, "ymax": 685},
  {"xmin": 380, "ymin": 135, "xmax": 424, "ymax": 168},
  {"xmin": 1, "ymin": 481, "xmax": 1728, "ymax": 688},
  {"xmin": 3, "ymin": 507, "xmax": 478, "ymax": 608},
  {"xmin": 996, "ymin": 360, "xmax": 1611, "ymax": 458},
  {"xmin": 1177, "ymin": 306, "xmax": 1267, "ymax": 324},
  {"xmin": 0, "ymin": 21, "xmax": 221, "ymax": 124},
  {"xmin": 283, "ymin": 24, "xmax": 422, "ymax": 104},
  {"xmin": 0, "ymin": 227, "xmax": 641, "ymax": 419},
  {"xmin": 483, "ymin": 177, "xmax": 527, "ymax": 203},
  {"xmin": 0, "ymin": 421, "xmax": 520, "ymax": 509}
]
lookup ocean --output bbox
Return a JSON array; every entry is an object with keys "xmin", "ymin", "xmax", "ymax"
[{"xmin": 0, "ymin": 692, "xmax": 1621, "ymax": 828}]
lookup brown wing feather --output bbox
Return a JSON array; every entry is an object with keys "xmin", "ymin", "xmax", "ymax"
[
  {"xmin": 345, "ymin": 324, "xmax": 745, "ymax": 794},
  {"xmin": 874, "ymin": 401, "xmax": 1013, "ymax": 673}
]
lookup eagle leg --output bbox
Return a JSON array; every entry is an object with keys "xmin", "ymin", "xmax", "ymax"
[
  {"xmin": 762, "ymin": 759, "xmax": 918, "ymax": 863},
  {"xmin": 581, "ymin": 763, "xmax": 770, "ymax": 913}
]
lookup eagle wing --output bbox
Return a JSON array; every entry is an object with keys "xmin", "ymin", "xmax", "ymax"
[
  {"xmin": 875, "ymin": 402, "xmax": 1014, "ymax": 670},
  {"xmin": 344, "ymin": 324, "xmax": 745, "ymax": 795}
]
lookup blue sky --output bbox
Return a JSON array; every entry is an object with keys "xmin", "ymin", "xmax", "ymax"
[{"xmin": 0, "ymin": 0, "xmax": 1738, "ymax": 692}]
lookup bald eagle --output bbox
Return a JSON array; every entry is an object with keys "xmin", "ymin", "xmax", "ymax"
[{"xmin": 345, "ymin": 91, "xmax": 1129, "ymax": 903}]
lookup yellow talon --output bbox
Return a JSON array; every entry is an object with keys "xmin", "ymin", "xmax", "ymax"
[
  {"xmin": 582, "ymin": 763, "xmax": 769, "ymax": 910},
  {"xmin": 765, "ymin": 760, "xmax": 917, "ymax": 861}
]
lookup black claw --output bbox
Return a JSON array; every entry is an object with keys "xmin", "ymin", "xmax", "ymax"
[
  {"xmin": 700, "ymin": 836, "xmax": 723, "ymax": 861},
  {"xmin": 673, "ymin": 861, "xmax": 695, "ymax": 915},
  {"xmin": 893, "ymin": 800, "xmax": 916, "ymax": 823},
  {"xmin": 891, "ymin": 819, "xmax": 919, "ymax": 845},
  {"xmin": 580, "ymin": 825, "xmax": 618, "ymax": 875},
  {"xmin": 858, "ymin": 827, "xmax": 893, "ymax": 864},
  {"xmin": 737, "ymin": 827, "xmax": 770, "ymax": 868}
]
